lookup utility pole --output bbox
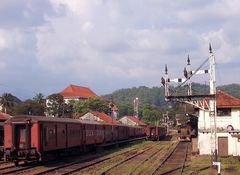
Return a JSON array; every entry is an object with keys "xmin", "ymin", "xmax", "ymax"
[{"xmin": 134, "ymin": 97, "xmax": 139, "ymax": 118}]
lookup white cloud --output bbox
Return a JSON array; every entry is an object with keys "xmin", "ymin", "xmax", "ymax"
[
  {"xmin": 34, "ymin": 0, "xmax": 240, "ymax": 88},
  {"xmin": 1, "ymin": 0, "xmax": 240, "ymax": 98},
  {"xmin": 0, "ymin": 29, "xmax": 22, "ymax": 50}
]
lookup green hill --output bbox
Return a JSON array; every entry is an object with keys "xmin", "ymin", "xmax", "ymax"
[
  {"xmin": 104, "ymin": 83, "xmax": 240, "ymax": 106},
  {"xmin": 218, "ymin": 83, "xmax": 240, "ymax": 98}
]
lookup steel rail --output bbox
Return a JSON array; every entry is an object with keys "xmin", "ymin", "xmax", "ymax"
[
  {"xmin": 99, "ymin": 147, "xmax": 152, "ymax": 175},
  {"xmin": 149, "ymin": 142, "xmax": 180, "ymax": 175},
  {"xmin": 34, "ymin": 143, "xmax": 153, "ymax": 175}
]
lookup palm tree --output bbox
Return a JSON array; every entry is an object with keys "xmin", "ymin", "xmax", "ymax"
[
  {"xmin": 0, "ymin": 93, "xmax": 15, "ymax": 114},
  {"xmin": 33, "ymin": 93, "xmax": 45, "ymax": 105}
]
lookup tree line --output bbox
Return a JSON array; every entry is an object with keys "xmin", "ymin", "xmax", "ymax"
[
  {"xmin": 1, "ymin": 83, "xmax": 240, "ymax": 124},
  {"xmin": 0, "ymin": 93, "xmax": 110, "ymax": 118}
]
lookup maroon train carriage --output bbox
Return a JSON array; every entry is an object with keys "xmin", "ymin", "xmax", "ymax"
[
  {"xmin": 4, "ymin": 116, "xmax": 85, "ymax": 165},
  {"xmin": 0, "ymin": 112, "xmax": 11, "ymax": 159},
  {"xmin": 0, "ymin": 122, "xmax": 4, "ymax": 159},
  {"xmin": 129, "ymin": 125, "xmax": 145, "ymax": 138},
  {"xmin": 146, "ymin": 125, "xmax": 167, "ymax": 141},
  {"xmin": 177, "ymin": 125, "xmax": 191, "ymax": 142},
  {"xmin": 4, "ymin": 115, "xmax": 146, "ymax": 165}
]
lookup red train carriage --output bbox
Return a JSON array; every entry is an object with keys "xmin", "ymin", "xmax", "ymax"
[
  {"xmin": 177, "ymin": 125, "xmax": 191, "ymax": 142},
  {"xmin": 103, "ymin": 124, "xmax": 114, "ymax": 143},
  {"xmin": 4, "ymin": 115, "xmax": 146, "ymax": 165},
  {"xmin": 0, "ymin": 123, "xmax": 4, "ymax": 159},
  {"xmin": 80, "ymin": 120, "xmax": 106, "ymax": 145},
  {"xmin": 146, "ymin": 125, "xmax": 166, "ymax": 141},
  {"xmin": 0, "ymin": 112, "xmax": 11, "ymax": 159},
  {"xmin": 117, "ymin": 125, "xmax": 129, "ymax": 141},
  {"xmin": 4, "ymin": 116, "xmax": 84, "ymax": 165},
  {"xmin": 128, "ymin": 126, "xmax": 145, "ymax": 138}
]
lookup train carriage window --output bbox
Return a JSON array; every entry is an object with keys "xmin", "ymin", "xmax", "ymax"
[{"xmin": 48, "ymin": 129, "xmax": 56, "ymax": 139}]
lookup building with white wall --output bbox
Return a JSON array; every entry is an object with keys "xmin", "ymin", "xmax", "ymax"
[
  {"xmin": 59, "ymin": 84, "xmax": 98, "ymax": 103},
  {"xmin": 79, "ymin": 111, "xmax": 119, "ymax": 124},
  {"xmin": 119, "ymin": 116, "xmax": 147, "ymax": 127},
  {"xmin": 198, "ymin": 90, "xmax": 240, "ymax": 156},
  {"xmin": 45, "ymin": 84, "xmax": 99, "ymax": 116}
]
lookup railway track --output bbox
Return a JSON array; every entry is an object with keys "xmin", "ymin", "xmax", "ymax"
[
  {"xmin": 0, "ymin": 163, "xmax": 38, "ymax": 175},
  {"xmin": 0, "ymin": 140, "xmax": 184, "ymax": 175},
  {"xmin": 36, "ymin": 143, "xmax": 157, "ymax": 175},
  {"xmin": 129, "ymin": 141, "xmax": 178, "ymax": 175},
  {"xmin": 66, "ymin": 141, "xmax": 176, "ymax": 175},
  {"xmin": 100, "ymin": 142, "xmax": 172, "ymax": 175},
  {"xmin": 150, "ymin": 141, "xmax": 190, "ymax": 175},
  {"xmin": 0, "ymin": 141, "xmax": 153, "ymax": 175}
]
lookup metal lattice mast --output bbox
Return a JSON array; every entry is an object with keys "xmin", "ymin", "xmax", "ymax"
[
  {"xmin": 185, "ymin": 55, "xmax": 192, "ymax": 95},
  {"xmin": 161, "ymin": 44, "xmax": 219, "ymax": 170},
  {"xmin": 164, "ymin": 65, "xmax": 169, "ymax": 98},
  {"xmin": 209, "ymin": 44, "xmax": 218, "ymax": 162}
]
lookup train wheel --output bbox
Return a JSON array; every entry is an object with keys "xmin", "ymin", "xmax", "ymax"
[{"xmin": 14, "ymin": 161, "xmax": 19, "ymax": 166}]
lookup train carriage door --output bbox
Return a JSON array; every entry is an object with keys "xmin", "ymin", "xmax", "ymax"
[
  {"xmin": 25, "ymin": 123, "xmax": 31, "ymax": 150},
  {"xmin": 150, "ymin": 127, "xmax": 155, "ymax": 137},
  {"xmin": 39, "ymin": 124, "xmax": 43, "ymax": 152},
  {"xmin": 65, "ymin": 124, "xmax": 68, "ymax": 148},
  {"xmin": 13, "ymin": 123, "xmax": 30, "ymax": 150}
]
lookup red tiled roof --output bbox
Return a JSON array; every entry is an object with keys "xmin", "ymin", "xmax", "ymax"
[
  {"xmin": 0, "ymin": 112, "xmax": 12, "ymax": 121},
  {"xmin": 59, "ymin": 84, "xmax": 98, "ymax": 98},
  {"xmin": 126, "ymin": 116, "xmax": 147, "ymax": 126},
  {"xmin": 90, "ymin": 111, "xmax": 119, "ymax": 124},
  {"xmin": 111, "ymin": 105, "xmax": 118, "ymax": 111},
  {"xmin": 216, "ymin": 90, "xmax": 240, "ymax": 108}
]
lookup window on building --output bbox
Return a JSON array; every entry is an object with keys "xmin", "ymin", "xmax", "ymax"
[{"xmin": 217, "ymin": 108, "xmax": 231, "ymax": 116}]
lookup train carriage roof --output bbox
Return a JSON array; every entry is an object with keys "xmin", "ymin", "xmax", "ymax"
[
  {"xmin": 5, "ymin": 115, "xmax": 119, "ymax": 126},
  {"xmin": 4, "ymin": 115, "xmax": 147, "ymax": 129},
  {"xmin": 5, "ymin": 115, "xmax": 82, "ymax": 124}
]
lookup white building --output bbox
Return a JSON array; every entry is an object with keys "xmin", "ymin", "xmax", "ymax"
[
  {"xmin": 45, "ymin": 84, "xmax": 99, "ymax": 116},
  {"xmin": 59, "ymin": 84, "xmax": 98, "ymax": 103},
  {"xmin": 198, "ymin": 90, "xmax": 240, "ymax": 156},
  {"xmin": 79, "ymin": 111, "xmax": 119, "ymax": 124},
  {"xmin": 119, "ymin": 116, "xmax": 147, "ymax": 127}
]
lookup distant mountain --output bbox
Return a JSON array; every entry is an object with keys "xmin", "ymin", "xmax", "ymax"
[
  {"xmin": 104, "ymin": 86, "xmax": 165, "ymax": 106},
  {"xmin": 218, "ymin": 84, "xmax": 240, "ymax": 98},
  {"xmin": 104, "ymin": 83, "xmax": 240, "ymax": 106}
]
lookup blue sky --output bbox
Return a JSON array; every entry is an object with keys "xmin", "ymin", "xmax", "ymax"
[{"xmin": 0, "ymin": 0, "xmax": 240, "ymax": 100}]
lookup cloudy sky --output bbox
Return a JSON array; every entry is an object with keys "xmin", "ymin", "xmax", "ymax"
[{"xmin": 0, "ymin": 0, "xmax": 240, "ymax": 100}]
